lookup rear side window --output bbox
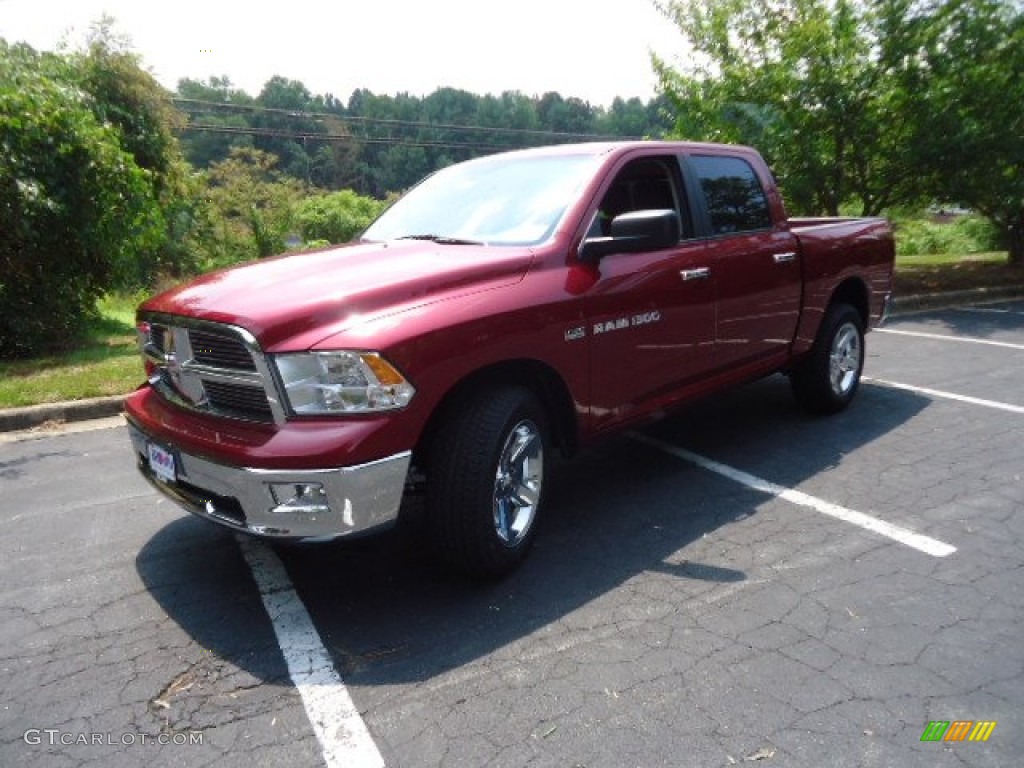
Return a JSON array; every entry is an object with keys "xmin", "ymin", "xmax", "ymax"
[{"xmin": 690, "ymin": 155, "xmax": 772, "ymax": 235}]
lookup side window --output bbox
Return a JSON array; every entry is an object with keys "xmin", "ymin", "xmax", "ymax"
[
  {"xmin": 690, "ymin": 155, "xmax": 772, "ymax": 235},
  {"xmin": 588, "ymin": 157, "xmax": 688, "ymax": 239}
]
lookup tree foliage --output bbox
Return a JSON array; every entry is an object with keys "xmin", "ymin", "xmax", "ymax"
[
  {"xmin": 294, "ymin": 189, "xmax": 387, "ymax": 245},
  {"xmin": 176, "ymin": 81, "xmax": 674, "ymax": 198},
  {"xmin": 72, "ymin": 19, "xmax": 202, "ymax": 283},
  {"xmin": 175, "ymin": 76, "xmax": 255, "ymax": 168},
  {"xmin": 200, "ymin": 147, "xmax": 306, "ymax": 266},
  {"xmin": 908, "ymin": 0, "xmax": 1024, "ymax": 263},
  {"xmin": 72, "ymin": 19, "xmax": 184, "ymax": 198},
  {"xmin": 654, "ymin": 0, "xmax": 1023, "ymax": 262},
  {"xmin": 654, "ymin": 0, "xmax": 920, "ymax": 216},
  {"xmin": 0, "ymin": 40, "xmax": 164, "ymax": 357}
]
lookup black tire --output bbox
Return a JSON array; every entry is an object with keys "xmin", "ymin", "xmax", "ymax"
[
  {"xmin": 425, "ymin": 387, "xmax": 549, "ymax": 579},
  {"xmin": 790, "ymin": 302, "xmax": 865, "ymax": 415}
]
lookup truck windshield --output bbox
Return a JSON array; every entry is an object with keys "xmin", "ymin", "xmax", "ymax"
[{"xmin": 362, "ymin": 153, "xmax": 601, "ymax": 247}]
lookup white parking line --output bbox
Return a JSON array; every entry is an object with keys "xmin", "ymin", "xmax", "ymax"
[
  {"xmin": 876, "ymin": 328, "xmax": 1024, "ymax": 350},
  {"xmin": 865, "ymin": 377, "xmax": 1024, "ymax": 414},
  {"xmin": 631, "ymin": 433, "xmax": 956, "ymax": 558},
  {"xmin": 954, "ymin": 307, "xmax": 1023, "ymax": 315},
  {"xmin": 238, "ymin": 536, "xmax": 385, "ymax": 768}
]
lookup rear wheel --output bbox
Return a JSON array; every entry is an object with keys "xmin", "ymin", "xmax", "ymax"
[
  {"xmin": 426, "ymin": 387, "xmax": 548, "ymax": 579},
  {"xmin": 791, "ymin": 302, "xmax": 865, "ymax": 414}
]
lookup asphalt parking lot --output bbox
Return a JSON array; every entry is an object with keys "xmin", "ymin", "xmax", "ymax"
[{"xmin": 1, "ymin": 299, "xmax": 1022, "ymax": 768}]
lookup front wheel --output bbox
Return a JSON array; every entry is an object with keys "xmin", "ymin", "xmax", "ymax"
[
  {"xmin": 790, "ymin": 302, "xmax": 865, "ymax": 414},
  {"xmin": 426, "ymin": 387, "xmax": 549, "ymax": 579}
]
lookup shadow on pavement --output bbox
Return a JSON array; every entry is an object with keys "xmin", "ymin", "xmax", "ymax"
[
  {"xmin": 135, "ymin": 517, "xmax": 291, "ymax": 685},
  {"xmin": 890, "ymin": 299, "xmax": 1024, "ymax": 340},
  {"xmin": 137, "ymin": 373, "xmax": 929, "ymax": 686}
]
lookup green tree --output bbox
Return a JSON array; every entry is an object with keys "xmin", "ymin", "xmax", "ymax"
[
  {"xmin": 73, "ymin": 18, "xmax": 183, "ymax": 197},
  {"xmin": 537, "ymin": 92, "xmax": 596, "ymax": 136},
  {"xmin": 252, "ymin": 76, "xmax": 326, "ymax": 181},
  {"xmin": 654, "ymin": 0, "xmax": 921, "ymax": 216},
  {"xmin": 181, "ymin": 81, "xmax": 677, "ymax": 199},
  {"xmin": 202, "ymin": 147, "xmax": 305, "ymax": 265},
  {"xmin": 0, "ymin": 40, "xmax": 162, "ymax": 357},
  {"xmin": 910, "ymin": 0, "xmax": 1024, "ymax": 263},
  {"xmin": 176, "ymin": 76, "xmax": 256, "ymax": 169},
  {"xmin": 422, "ymin": 87, "xmax": 481, "ymax": 165},
  {"xmin": 477, "ymin": 92, "xmax": 540, "ymax": 150},
  {"xmin": 596, "ymin": 97, "xmax": 650, "ymax": 138},
  {"xmin": 70, "ymin": 18, "xmax": 198, "ymax": 282},
  {"xmin": 294, "ymin": 189, "xmax": 386, "ymax": 244}
]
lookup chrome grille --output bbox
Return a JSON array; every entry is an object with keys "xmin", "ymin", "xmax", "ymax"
[
  {"xmin": 189, "ymin": 328, "xmax": 257, "ymax": 371},
  {"xmin": 203, "ymin": 379, "xmax": 275, "ymax": 421},
  {"xmin": 142, "ymin": 315, "xmax": 281, "ymax": 424}
]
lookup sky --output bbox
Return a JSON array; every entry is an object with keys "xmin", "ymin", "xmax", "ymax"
[{"xmin": 0, "ymin": 0, "xmax": 688, "ymax": 107}]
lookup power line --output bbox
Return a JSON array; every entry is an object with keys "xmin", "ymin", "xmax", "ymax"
[
  {"xmin": 181, "ymin": 122, "xmax": 543, "ymax": 153},
  {"xmin": 171, "ymin": 97, "xmax": 637, "ymax": 142}
]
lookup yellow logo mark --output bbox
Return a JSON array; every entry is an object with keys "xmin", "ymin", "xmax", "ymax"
[{"xmin": 968, "ymin": 721, "xmax": 997, "ymax": 742}]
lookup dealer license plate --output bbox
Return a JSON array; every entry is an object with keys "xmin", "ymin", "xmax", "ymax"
[{"xmin": 147, "ymin": 442, "xmax": 177, "ymax": 484}]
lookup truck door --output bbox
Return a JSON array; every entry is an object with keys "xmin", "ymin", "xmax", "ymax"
[
  {"xmin": 685, "ymin": 153, "xmax": 802, "ymax": 370},
  {"xmin": 583, "ymin": 156, "xmax": 716, "ymax": 432}
]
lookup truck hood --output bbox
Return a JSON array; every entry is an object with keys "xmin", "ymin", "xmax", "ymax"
[{"xmin": 142, "ymin": 240, "xmax": 534, "ymax": 350}]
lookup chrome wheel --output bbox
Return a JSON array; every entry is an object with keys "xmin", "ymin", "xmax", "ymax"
[
  {"xmin": 791, "ymin": 302, "xmax": 864, "ymax": 415},
  {"xmin": 493, "ymin": 419, "xmax": 544, "ymax": 547},
  {"xmin": 829, "ymin": 321, "xmax": 862, "ymax": 397},
  {"xmin": 427, "ymin": 386, "xmax": 550, "ymax": 578}
]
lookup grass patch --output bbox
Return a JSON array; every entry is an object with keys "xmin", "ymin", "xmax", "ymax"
[
  {"xmin": 0, "ymin": 293, "xmax": 146, "ymax": 408},
  {"xmin": 891, "ymin": 212, "xmax": 999, "ymax": 258},
  {"xmin": 894, "ymin": 252, "xmax": 1024, "ymax": 295},
  {"xmin": 895, "ymin": 251, "xmax": 1007, "ymax": 267}
]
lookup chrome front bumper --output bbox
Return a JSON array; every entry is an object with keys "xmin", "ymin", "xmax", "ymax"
[{"xmin": 128, "ymin": 421, "xmax": 411, "ymax": 540}]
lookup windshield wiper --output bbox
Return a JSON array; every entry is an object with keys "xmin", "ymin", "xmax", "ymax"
[{"xmin": 398, "ymin": 234, "xmax": 486, "ymax": 246}]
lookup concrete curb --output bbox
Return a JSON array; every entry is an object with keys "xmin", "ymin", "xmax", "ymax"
[
  {"xmin": 1, "ymin": 286, "xmax": 1022, "ymax": 433},
  {"xmin": 892, "ymin": 285, "xmax": 1024, "ymax": 314},
  {"xmin": 0, "ymin": 395, "xmax": 125, "ymax": 433}
]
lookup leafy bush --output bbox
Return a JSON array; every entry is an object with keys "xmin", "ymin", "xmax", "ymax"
[
  {"xmin": 894, "ymin": 214, "xmax": 999, "ymax": 257},
  {"xmin": 196, "ymin": 148, "xmax": 306, "ymax": 271},
  {"xmin": 294, "ymin": 189, "xmax": 386, "ymax": 245},
  {"xmin": 72, "ymin": 27, "xmax": 200, "ymax": 286},
  {"xmin": 0, "ymin": 41, "xmax": 163, "ymax": 358}
]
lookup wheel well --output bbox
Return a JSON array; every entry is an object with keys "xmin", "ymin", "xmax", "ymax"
[
  {"xmin": 416, "ymin": 360, "xmax": 579, "ymax": 464},
  {"xmin": 830, "ymin": 278, "xmax": 869, "ymax": 328}
]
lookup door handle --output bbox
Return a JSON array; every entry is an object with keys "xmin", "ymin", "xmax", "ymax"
[
  {"xmin": 773, "ymin": 251, "xmax": 797, "ymax": 264},
  {"xmin": 680, "ymin": 267, "xmax": 711, "ymax": 281}
]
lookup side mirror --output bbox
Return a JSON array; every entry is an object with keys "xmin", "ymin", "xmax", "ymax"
[{"xmin": 579, "ymin": 209, "xmax": 682, "ymax": 263}]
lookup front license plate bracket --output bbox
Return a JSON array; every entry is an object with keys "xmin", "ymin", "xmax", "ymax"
[{"xmin": 147, "ymin": 442, "xmax": 177, "ymax": 484}]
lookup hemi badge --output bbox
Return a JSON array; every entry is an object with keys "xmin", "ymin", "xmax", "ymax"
[{"xmin": 565, "ymin": 326, "xmax": 585, "ymax": 342}]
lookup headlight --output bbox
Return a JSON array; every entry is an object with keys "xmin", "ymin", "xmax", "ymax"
[{"xmin": 274, "ymin": 351, "xmax": 415, "ymax": 414}]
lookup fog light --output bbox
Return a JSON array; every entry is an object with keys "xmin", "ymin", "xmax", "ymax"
[{"xmin": 268, "ymin": 482, "xmax": 330, "ymax": 515}]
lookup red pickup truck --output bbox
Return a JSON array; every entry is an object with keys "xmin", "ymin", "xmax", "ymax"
[{"xmin": 125, "ymin": 141, "xmax": 894, "ymax": 577}]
